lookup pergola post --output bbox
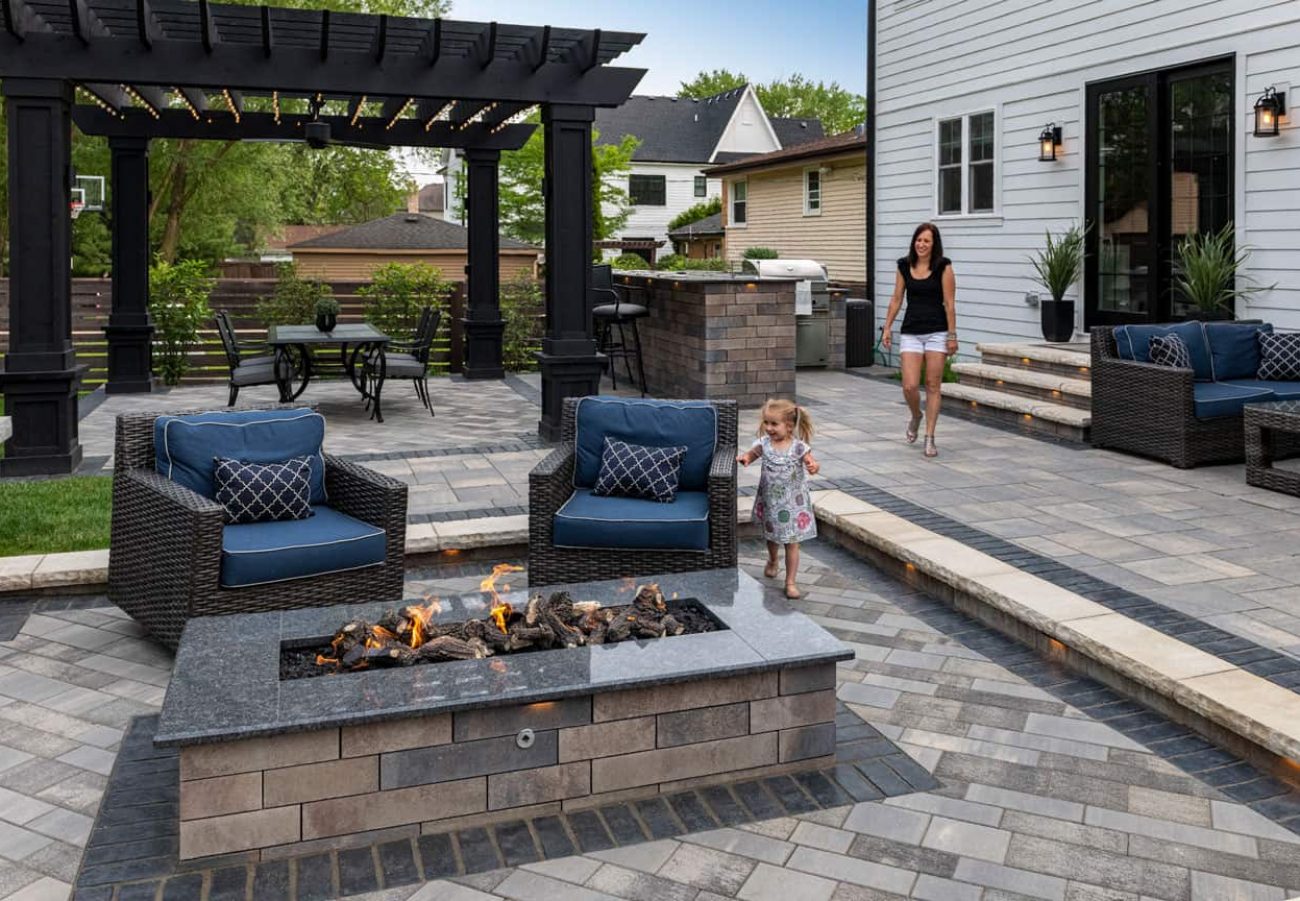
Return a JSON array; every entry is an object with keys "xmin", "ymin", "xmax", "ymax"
[
  {"xmin": 537, "ymin": 103, "xmax": 602, "ymax": 442},
  {"xmin": 462, "ymin": 147, "xmax": 504, "ymax": 380},
  {"xmin": 0, "ymin": 79, "xmax": 82, "ymax": 476},
  {"xmin": 104, "ymin": 135, "xmax": 154, "ymax": 394}
]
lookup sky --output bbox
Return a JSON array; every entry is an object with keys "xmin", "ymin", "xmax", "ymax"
[{"xmin": 401, "ymin": 0, "xmax": 867, "ymax": 182}]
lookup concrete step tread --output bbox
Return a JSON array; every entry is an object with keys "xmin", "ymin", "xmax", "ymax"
[
  {"xmin": 977, "ymin": 341, "xmax": 1091, "ymax": 370},
  {"xmin": 953, "ymin": 362, "xmax": 1092, "ymax": 398},
  {"xmin": 941, "ymin": 383, "xmax": 1091, "ymax": 426},
  {"xmin": 811, "ymin": 489, "xmax": 1300, "ymax": 765}
]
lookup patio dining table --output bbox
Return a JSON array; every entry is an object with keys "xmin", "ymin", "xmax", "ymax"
[{"xmin": 267, "ymin": 323, "xmax": 393, "ymax": 421}]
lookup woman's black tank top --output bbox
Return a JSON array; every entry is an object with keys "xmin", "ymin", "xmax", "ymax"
[{"xmin": 898, "ymin": 256, "xmax": 950, "ymax": 335}]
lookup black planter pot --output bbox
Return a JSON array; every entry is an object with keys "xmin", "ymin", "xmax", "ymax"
[
  {"xmin": 1182, "ymin": 308, "xmax": 1233, "ymax": 322},
  {"xmin": 315, "ymin": 312, "xmax": 337, "ymax": 333},
  {"xmin": 1040, "ymin": 298, "xmax": 1074, "ymax": 342}
]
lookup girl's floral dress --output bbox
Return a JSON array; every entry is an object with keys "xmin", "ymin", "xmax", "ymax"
[{"xmin": 751, "ymin": 435, "xmax": 816, "ymax": 545}]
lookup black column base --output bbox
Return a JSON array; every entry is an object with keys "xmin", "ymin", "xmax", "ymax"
[
  {"xmin": 536, "ymin": 350, "xmax": 605, "ymax": 442},
  {"xmin": 461, "ymin": 318, "xmax": 506, "ymax": 380},
  {"xmin": 103, "ymin": 323, "xmax": 155, "ymax": 394},
  {"xmin": 0, "ymin": 366, "xmax": 83, "ymax": 476}
]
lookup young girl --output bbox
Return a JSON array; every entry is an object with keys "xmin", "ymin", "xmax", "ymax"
[{"xmin": 736, "ymin": 399, "xmax": 820, "ymax": 599}]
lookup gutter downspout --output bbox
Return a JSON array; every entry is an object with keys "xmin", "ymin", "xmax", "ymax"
[{"xmin": 866, "ymin": 0, "xmax": 876, "ymax": 310}]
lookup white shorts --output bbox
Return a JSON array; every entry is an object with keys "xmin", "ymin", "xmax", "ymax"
[{"xmin": 899, "ymin": 331, "xmax": 949, "ymax": 355}]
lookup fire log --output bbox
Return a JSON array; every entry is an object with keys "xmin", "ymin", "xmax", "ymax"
[{"xmin": 417, "ymin": 635, "xmax": 482, "ymax": 661}]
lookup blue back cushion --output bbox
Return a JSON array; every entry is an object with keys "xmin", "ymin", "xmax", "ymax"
[
  {"xmin": 1204, "ymin": 322, "xmax": 1273, "ymax": 381},
  {"xmin": 1113, "ymin": 322, "xmax": 1212, "ymax": 380},
  {"xmin": 574, "ymin": 398, "xmax": 717, "ymax": 491},
  {"xmin": 154, "ymin": 409, "xmax": 327, "ymax": 503}
]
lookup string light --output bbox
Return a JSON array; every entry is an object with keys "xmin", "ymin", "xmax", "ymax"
[
  {"xmin": 489, "ymin": 104, "xmax": 538, "ymax": 134},
  {"xmin": 121, "ymin": 84, "xmax": 160, "ymax": 119},
  {"xmin": 174, "ymin": 87, "xmax": 201, "ymax": 120},
  {"xmin": 349, "ymin": 95, "xmax": 367, "ymax": 127},
  {"xmin": 78, "ymin": 86, "xmax": 121, "ymax": 118},
  {"xmin": 422, "ymin": 101, "xmax": 454, "ymax": 132},
  {"xmin": 221, "ymin": 88, "xmax": 241, "ymax": 123},
  {"xmin": 384, "ymin": 97, "xmax": 413, "ymax": 131},
  {"xmin": 272, "ymin": 90, "xmax": 281, "ymax": 124}
]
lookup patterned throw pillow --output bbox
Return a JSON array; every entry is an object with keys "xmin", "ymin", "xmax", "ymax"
[
  {"xmin": 1148, "ymin": 334, "xmax": 1192, "ymax": 370},
  {"xmin": 213, "ymin": 456, "xmax": 314, "ymax": 524},
  {"xmin": 1257, "ymin": 332, "xmax": 1300, "ymax": 381},
  {"xmin": 592, "ymin": 438, "xmax": 688, "ymax": 504}
]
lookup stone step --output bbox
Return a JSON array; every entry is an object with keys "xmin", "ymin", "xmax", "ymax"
[
  {"xmin": 977, "ymin": 341, "xmax": 1092, "ymax": 381},
  {"xmin": 952, "ymin": 362, "xmax": 1091, "ymax": 411},
  {"xmin": 939, "ymin": 382, "xmax": 1090, "ymax": 442}
]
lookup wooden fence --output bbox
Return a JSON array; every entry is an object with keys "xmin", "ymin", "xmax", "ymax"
[{"xmin": 0, "ymin": 279, "xmax": 472, "ymax": 390}]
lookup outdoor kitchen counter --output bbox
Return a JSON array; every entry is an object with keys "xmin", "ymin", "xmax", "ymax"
[
  {"xmin": 154, "ymin": 568, "xmax": 853, "ymax": 747},
  {"xmin": 616, "ymin": 271, "xmax": 798, "ymax": 407}
]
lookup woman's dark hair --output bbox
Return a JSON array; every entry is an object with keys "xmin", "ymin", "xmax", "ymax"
[{"xmin": 906, "ymin": 222, "xmax": 944, "ymax": 269}]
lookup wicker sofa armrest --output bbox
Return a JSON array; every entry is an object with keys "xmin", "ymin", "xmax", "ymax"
[
  {"xmin": 323, "ymin": 454, "xmax": 408, "ymax": 534},
  {"xmin": 122, "ymin": 468, "xmax": 227, "ymax": 519},
  {"xmin": 707, "ymin": 445, "xmax": 738, "ymax": 558},
  {"xmin": 709, "ymin": 445, "xmax": 738, "ymax": 487},
  {"xmin": 1093, "ymin": 355, "xmax": 1195, "ymax": 414},
  {"xmin": 529, "ymin": 443, "xmax": 575, "ymax": 547}
]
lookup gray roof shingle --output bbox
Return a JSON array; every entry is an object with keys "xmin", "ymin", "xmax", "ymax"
[
  {"xmin": 667, "ymin": 212, "xmax": 724, "ymax": 238},
  {"xmin": 771, "ymin": 117, "xmax": 826, "ymax": 147},
  {"xmin": 288, "ymin": 213, "xmax": 536, "ymax": 251},
  {"xmin": 594, "ymin": 90, "xmax": 745, "ymax": 163}
]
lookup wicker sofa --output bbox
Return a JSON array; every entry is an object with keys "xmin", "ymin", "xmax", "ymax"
[
  {"xmin": 1091, "ymin": 322, "xmax": 1300, "ymax": 468},
  {"xmin": 528, "ymin": 396, "xmax": 737, "ymax": 586},
  {"xmin": 108, "ymin": 407, "xmax": 408, "ymax": 650}
]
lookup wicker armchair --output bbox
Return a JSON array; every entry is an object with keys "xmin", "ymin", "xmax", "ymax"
[
  {"xmin": 107, "ymin": 407, "xmax": 408, "ymax": 650},
  {"xmin": 528, "ymin": 397, "xmax": 737, "ymax": 586}
]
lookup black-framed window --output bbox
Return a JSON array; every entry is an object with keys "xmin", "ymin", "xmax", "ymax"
[
  {"xmin": 629, "ymin": 174, "xmax": 666, "ymax": 206},
  {"xmin": 694, "ymin": 175, "xmax": 707, "ymax": 197}
]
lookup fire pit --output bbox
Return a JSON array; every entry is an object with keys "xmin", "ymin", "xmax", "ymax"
[{"xmin": 156, "ymin": 569, "xmax": 853, "ymax": 860}]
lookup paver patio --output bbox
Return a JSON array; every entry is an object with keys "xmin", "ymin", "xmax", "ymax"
[{"xmin": 0, "ymin": 542, "xmax": 1297, "ymax": 899}]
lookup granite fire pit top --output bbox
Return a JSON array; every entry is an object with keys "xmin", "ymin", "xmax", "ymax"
[{"xmin": 155, "ymin": 569, "xmax": 853, "ymax": 747}]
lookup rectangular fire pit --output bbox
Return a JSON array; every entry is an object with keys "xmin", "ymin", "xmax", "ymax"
[{"xmin": 155, "ymin": 569, "xmax": 853, "ymax": 860}]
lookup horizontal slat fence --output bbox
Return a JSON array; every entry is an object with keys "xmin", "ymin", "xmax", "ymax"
[{"xmin": 0, "ymin": 279, "xmax": 475, "ymax": 390}]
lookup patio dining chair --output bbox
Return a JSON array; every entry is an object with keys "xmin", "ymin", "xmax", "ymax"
[
  {"xmin": 592, "ymin": 264, "xmax": 648, "ymax": 396},
  {"xmin": 216, "ymin": 310, "xmax": 278, "ymax": 406},
  {"xmin": 362, "ymin": 306, "xmax": 441, "ymax": 417}
]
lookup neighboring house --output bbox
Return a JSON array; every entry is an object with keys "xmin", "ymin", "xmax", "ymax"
[
  {"xmin": 288, "ymin": 212, "xmax": 539, "ymax": 282},
  {"xmin": 441, "ymin": 85, "xmax": 824, "ymax": 260},
  {"xmin": 668, "ymin": 212, "xmax": 725, "ymax": 260},
  {"xmin": 869, "ymin": 2, "xmax": 1300, "ymax": 351},
  {"xmin": 705, "ymin": 130, "xmax": 867, "ymax": 286}
]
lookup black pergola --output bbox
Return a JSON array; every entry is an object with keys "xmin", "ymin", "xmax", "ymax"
[{"xmin": 0, "ymin": 0, "xmax": 645, "ymax": 474}]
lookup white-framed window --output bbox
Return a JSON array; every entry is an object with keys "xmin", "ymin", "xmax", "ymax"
[
  {"xmin": 694, "ymin": 175, "xmax": 708, "ymax": 198},
  {"xmin": 730, "ymin": 179, "xmax": 748, "ymax": 226},
  {"xmin": 804, "ymin": 168, "xmax": 822, "ymax": 216},
  {"xmin": 935, "ymin": 109, "xmax": 997, "ymax": 217}
]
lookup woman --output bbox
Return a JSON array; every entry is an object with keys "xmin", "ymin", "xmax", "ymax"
[{"xmin": 881, "ymin": 222, "xmax": 957, "ymax": 458}]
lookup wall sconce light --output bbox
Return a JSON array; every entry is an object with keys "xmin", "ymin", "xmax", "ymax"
[
  {"xmin": 1038, "ymin": 123, "xmax": 1063, "ymax": 161},
  {"xmin": 1254, "ymin": 86, "xmax": 1286, "ymax": 137}
]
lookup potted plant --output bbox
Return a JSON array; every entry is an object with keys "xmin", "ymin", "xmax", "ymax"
[
  {"xmin": 1173, "ymin": 223, "xmax": 1270, "ymax": 321},
  {"xmin": 314, "ymin": 296, "xmax": 340, "ymax": 333},
  {"xmin": 1029, "ymin": 223, "xmax": 1088, "ymax": 343}
]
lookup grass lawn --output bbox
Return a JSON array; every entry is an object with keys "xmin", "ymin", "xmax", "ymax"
[{"xmin": 0, "ymin": 476, "xmax": 111, "ymax": 556}]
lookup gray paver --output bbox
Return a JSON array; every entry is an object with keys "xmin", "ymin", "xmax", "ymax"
[
  {"xmin": 841, "ymin": 803, "xmax": 929, "ymax": 845},
  {"xmin": 736, "ymin": 862, "xmax": 838, "ymax": 901},
  {"xmin": 920, "ymin": 816, "xmax": 1011, "ymax": 863}
]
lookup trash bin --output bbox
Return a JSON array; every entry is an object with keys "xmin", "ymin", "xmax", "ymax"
[{"xmin": 845, "ymin": 298, "xmax": 874, "ymax": 367}]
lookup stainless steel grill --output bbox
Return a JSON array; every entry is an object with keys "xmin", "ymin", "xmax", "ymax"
[{"xmin": 742, "ymin": 258, "xmax": 830, "ymax": 366}]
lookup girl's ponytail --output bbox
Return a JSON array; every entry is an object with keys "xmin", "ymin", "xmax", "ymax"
[{"xmin": 794, "ymin": 404, "xmax": 815, "ymax": 444}]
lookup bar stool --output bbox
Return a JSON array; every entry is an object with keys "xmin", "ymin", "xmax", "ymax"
[{"xmin": 591, "ymin": 264, "xmax": 648, "ymax": 396}]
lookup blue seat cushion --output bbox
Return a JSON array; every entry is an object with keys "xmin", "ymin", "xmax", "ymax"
[
  {"xmin": 1113, "ymin": 323, "xmax": 1213, "ymax": 380},
  {"xmin": 220, "ymin": 504, "xmax": 385, "ymax": 588},
  {"xmin": 574, "ymin": 397, "xmax": 717, "ymax": 491},
  {"xmin": 553, "ymin": 489, "xmax": 710, "ymax": 551},
  {"xmin": 155, "ymin": 408, "xmax": 327, "ymax": 503},
  {"xmin": 1204, "ymin": 322, "xmax": 1273, "ymax": 381},
  {"xmin": 1191, "ymin": 382, "xmax": 1273, "ymax": 420},
  {"xmin": 1222, "ymin": 379, "xmax": 1300, "ymax": 401}
]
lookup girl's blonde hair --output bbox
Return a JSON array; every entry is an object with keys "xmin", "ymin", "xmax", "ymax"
[{"xmin": 758, "ymin": 398, "xmax": 814, "ymax": 444}]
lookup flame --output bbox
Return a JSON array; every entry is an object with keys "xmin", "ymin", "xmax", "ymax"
[
  {"xmin": 481, "ymin": 564, "xmax": 523, "ymax": 633},
  {"xmin": 405, "ymin": 599, "xmax": 440, "ymax": 648},
  {"xmin": 316, "ymin": 655, "xmax": 339, "ymax": 667},
  {"xmin": 491, "ymin": 602, "xmax": 512, "ymax": 634}
]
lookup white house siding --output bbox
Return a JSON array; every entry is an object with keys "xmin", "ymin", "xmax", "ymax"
[
  {"xmin": 604, "ymin": 162, "xmax": 722, "ymax": 252},
  {"xmin": 713, "ymin": 90, "xmax": 783, "ymax": 158},
  {"xmin": 874, "ymin": 0, "xmax": 1300, "ymax": 355}
]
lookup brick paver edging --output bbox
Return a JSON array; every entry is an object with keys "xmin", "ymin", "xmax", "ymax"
[{"xmin": 71, "ymin": 705, "xmax": 936, "ymax": 901}]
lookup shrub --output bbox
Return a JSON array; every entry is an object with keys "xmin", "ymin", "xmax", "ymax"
[
  {"xmin": 314, "ymin": 296, "xmax": 340, "ymax": 317},
  {"xmin": 358, "ymin": 262, "xmax": 453, "ymax": 342},
  {"xmin": 256, "ymin": 262, "xmax": 331, "ymax": 329},
  {"xmin": 683, "ymin": 258, "xmax": 728, "ymax": 271},
  {"xmin": 148, "ymin": 259, "xmax": 214, "ymax": 386},
  {"xmin": 500, "ymin": 273, "xmax": 545, "ymax": 372},
  {"xmin": 655, "ymin": 253, "xmax": 687, "ymax": 271},
  {"xmin": 667, "ymin": 196, "xmax": 722, "ymax": 232},
  {"xmin": 610, "ymin": 253, "xmax": 652, "ymax": 271},
  {"xmin": 743, "ymin": 246, "xmax": 780, "ymax": 260}
]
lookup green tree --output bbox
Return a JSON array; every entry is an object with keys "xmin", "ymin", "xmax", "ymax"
[
  {"xmin": 255, "ymin": 262, "xmax": 332, "ymax": 328},
  {"xmin": 667, "ymin": 197, "xmax": 722, "ymax": 232},
  {"xmin": 148, "ymin": 259, "xmax": 215, "ymax": 385},
  {"xmin": 678, "ymin": 69, "xmax": 866, "ymax": 136},
  {"xmin": 280, "ymin": 145, "xmax": 414, "ymax": 226},
  {"xmin": 71, "ymin": 213, "xmax": 113, "ymax": 277},
  {"xmin": 358, "ymin": 262, "xmax": 452, "ymax": 341}
]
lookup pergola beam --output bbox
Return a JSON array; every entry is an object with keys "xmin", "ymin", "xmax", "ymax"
[
  {"xmin": 472, "ymin": 21, "xmax": 496, "ymax": 70},
  {"xmin": 198, "ymin": 0, "xmax": 218, "ymax": 51},
  {"xmin": 0, "ymin": 37, "xmax": 646, "ymax": 107},
  {"xmin": 135, "ymin": 0, "xmax": 158, "ymax": 48},
  {"xmin": 68, "ymin": 0, "xmax": 107, "ymax": 44},
  {"xmin": 418, "ymin": 18, "xmax": 440, "ymax": 65},
  {"xmin": 71, "ymin": 107, "xmax": 537, "ymax": 149},
  {"xmin": 519, "ymin": 24, "xmax": 550, "ymax": 71},
  {"xmin": 370, "ymin": 13, "xmax": 386, "ymax": 61}
]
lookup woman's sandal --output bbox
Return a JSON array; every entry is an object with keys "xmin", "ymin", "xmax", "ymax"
[
  {"xmin": 764, "ymin": 561, "xmax": 779, "ymax": 579},
  {"xmin": 906, "ymin": 415, "xmax": 921, "ymax": 444},
  {"xmin": 784, "ymin": 584, "xmax": 801, "ymax": 599},
  {"xmin": 924, "ymin": 435, "xmax": 939, "ymax": 458}
]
